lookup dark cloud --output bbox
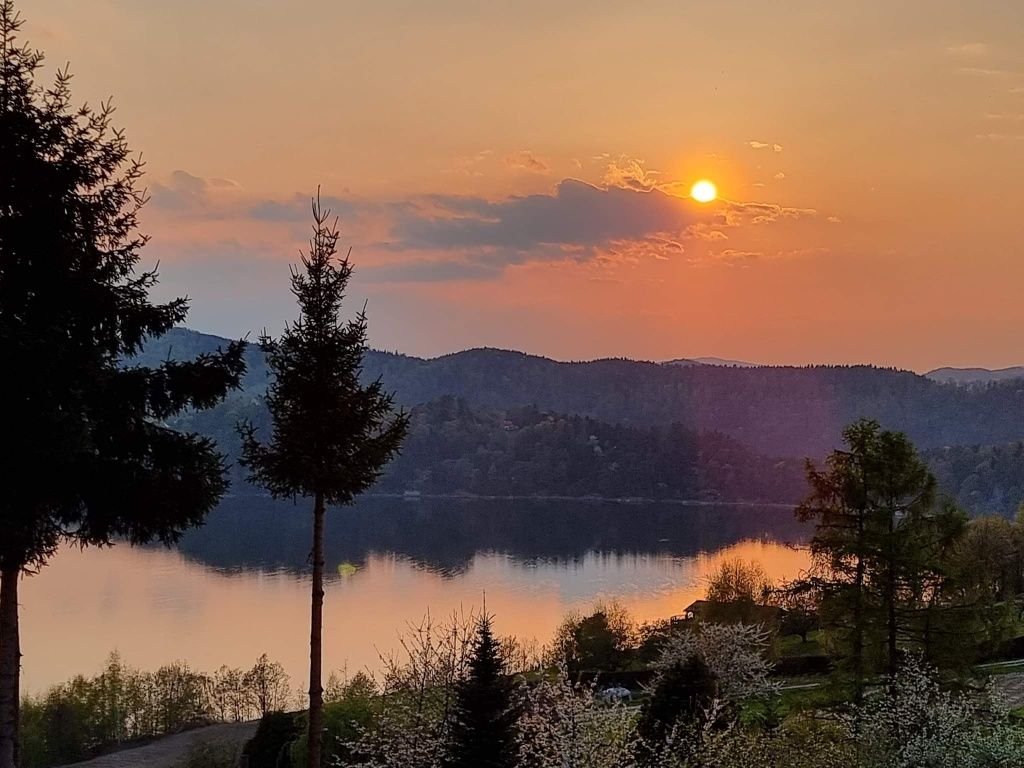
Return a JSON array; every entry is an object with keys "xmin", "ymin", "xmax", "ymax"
[
  {"xmin": 149, "ymin": 170, "xmax": 212, "ymax": 210},
  {"xmin": 391, "ymin": 179, "xmax": 706, "ymax": 252},
  {"xmin": 149, "ymin": 171, "xmax": 824, "ymax": 282}
]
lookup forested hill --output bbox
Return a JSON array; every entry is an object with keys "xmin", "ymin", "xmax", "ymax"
[
  {"xmin": 140, "ymin": 329, "xmax": 1024, "ymax": 458},
  {"xmin": 377, "ymin": 397, "xmax": 806, "ymax": 502}
]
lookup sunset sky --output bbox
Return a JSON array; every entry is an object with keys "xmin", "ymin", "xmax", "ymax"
[{"xmin": 25, "ymin": 1, "xmax": 1024, "ymax": 371}]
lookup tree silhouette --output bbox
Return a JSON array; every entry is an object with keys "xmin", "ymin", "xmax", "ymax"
[
  {"xmin": 443, "ymin": 614, "xmax": 517, "ymax": 768},
  {"xmin": 796, "ymin": 418, "xmax": 964, "ymax": 702},
  {"xmin": 0, "ymin": 3, "xmax": 245, "ymax": 765},
  {"xmin": 239, "ymin": 197, "xmax": 407, "ymax": 768}
]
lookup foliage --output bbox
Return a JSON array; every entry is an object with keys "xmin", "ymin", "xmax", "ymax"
[
  {"xmin": 0, "ymin": 0, "xmax": 246, "ymax": 586},
  {"xmin": 551, "ymin": 602, "xmax": 637, "ymax": 673},
  {"xmin": 696, "ymin": 715, "xmax": 854, "ymax": 768},
  {"xmin": 290, "ymin": 674, "xmax": 377, "ymax": 767},
  {"xmin": 237, "ymin": 197, "xmax": 409, "ymax": 506},
  {"xmin": 637, "ymin": 622, "xmax": 775, "ymax": 765},
  {"xmin": 0, "ymin": 4, "xmax": 245, "ymax": 764},
  {"xmin": 145, "ymin": 330, "xmax": 1024, "ymax": 467},
  {"xmin": 346, "ymin": 612, "xmax": 476, "ymax": 768},
  {"xmin": 442, "ymin": 615, "xmax": 518, "ymax": 768},
  {"xmin": 245, "ymin": 711, "xmax": 301, "ymax": 768},
  {"xmin": 852, "ymin": 656, "xmax": 1024, "ymax": 768},
  {"xmin": 239, "ymin": 196, "xmax": 407, "ymax": 768},
  {"xmin": 702, "ymin": 558, "xmax": 775, "ymax": 623},
  {"xmin": 19, "ymin": 653, "xmax": 291, "ymax": 768},
  {"xmin": 516, "ymin": 666, "xmax": 638, "ymax": 768},
  {"xmin": 795, "ymin": 419, "xmax": 968, "ymax": 697},
  {"xmin": 767, "ymin": 581, "xmax": 820, "ymax": 643}
]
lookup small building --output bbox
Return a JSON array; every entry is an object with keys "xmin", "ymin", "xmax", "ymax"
[{"xmin": 674, "ymin": 599, "xmax": 786, "ymax": 625}]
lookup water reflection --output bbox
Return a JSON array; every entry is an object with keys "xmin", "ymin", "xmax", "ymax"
[
  {"xmin": 174, "ymin": 496, "xmax": 808, "ymax": 576},
  {"xmin": 21, "ymin": 497, "xmax": 809, "ymax": 694}
]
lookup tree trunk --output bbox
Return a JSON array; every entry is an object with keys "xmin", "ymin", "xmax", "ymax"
[
  {"xmin": 307, "ymin": 493, "xmax": 326, "ymax": 768},
  {"xmin": 0, "ymin": 569, "xmax": 21, "ymax": 768},
  {"xmin": 851, "ymin": 516, "xmax": 866, "ymax": 707},
  {"xmin": 886, "ymin": 543, "xmax": 898, "ymax": 681}
]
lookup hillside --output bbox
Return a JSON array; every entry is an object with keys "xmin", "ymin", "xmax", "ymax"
[{"xmin": 142, "ymin": 329, "xmax": 1024, "ymax": 458}]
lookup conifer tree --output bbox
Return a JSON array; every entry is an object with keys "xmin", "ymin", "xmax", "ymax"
[
  {"xmin": 443, "ymin": 614, "xmax": 518, "ymax": 768},
  {"xmin": 796, "ymin": 418, "xmax": 964, "ymax": 702},
  {"xmin": 239, "ymin": 198, "xmax": 408, "ymax": 768},
  {"xmin": 0, "ymin": 4, "xmax": 246, "ymax": 765}
]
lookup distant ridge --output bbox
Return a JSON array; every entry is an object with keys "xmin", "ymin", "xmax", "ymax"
[
  {"xmin": 135, "ymin": 328, "xmax": 1024, "ymax": 460},
  {"xmin": 663, "ymin": 356, "xmax": 759, "ymax": 368},
  {"xmin": 925, "ymin": 366, "xmax": 1024, "ymax": 385}
]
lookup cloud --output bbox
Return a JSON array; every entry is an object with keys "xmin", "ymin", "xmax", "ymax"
[
  {"xmin": 504, "ymin": 150, "xmax": 550, "ymax": 173},
  {"xmin": 149, "ymin": 170, "xmax": 215, "ymax": 210},
  {"xmin": 145, "ymin": 170, "xmax": 825, "ymax": 282},
  {"xmin": 774, "ymin": 172, "xmax": 786, "ymax": 180},
  {"xmin": 947, "ymin": 42, "xmax": 990, "ymax": 57},
  {"xmin": 747, "ymin": 140, "xmax": 783, "ymax": 152},
  {"xmin": 722, "ymin": 200, "xmax": 817, "ymax": 227},
  {"xmin": 602, "ymin": 156, "xmax": 660, "ymax": 191},
  {"xmin": 713, "ymin": 249, "xmax": 763, "ymax": 265},
  {"xmin": 148, "ymin": 170, "xmax": 248, "ymax": 217},
  {"xmin": 976, "ymin": 132, "xmax": 1024, "ymax": 141},
  {"xmin": 446, "ymin": 149, "xmax": 493, "ymax": 177},
  {"xmin": 390, "ymin": 179, "xmax": 705, "ymax": 253},
  {"xmin": 960, "ymin": 67, "xmax": 1015, "ymax": 77}
]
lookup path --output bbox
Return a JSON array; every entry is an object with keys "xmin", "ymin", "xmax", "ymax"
[
  {"xmin": 993, "ymin": 672, "xmax": 1024, "ymax": 709},
  {"xmin": 58, "ymin": 721, "xmax": 258, "ymax": 768}
]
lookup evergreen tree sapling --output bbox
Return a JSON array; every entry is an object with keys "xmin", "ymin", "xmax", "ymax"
[
  {"xmin": 238, "ymin": 197, "xmax": 407, "ymax": 768},
  {"xmin": 443, "ymin": 615, "xmax": 518, "ymax": 768}
]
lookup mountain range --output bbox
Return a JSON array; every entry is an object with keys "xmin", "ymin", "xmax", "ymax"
[{"xmin": 134, "ymin": 329, "xmax": 1024, "ymax": 514}]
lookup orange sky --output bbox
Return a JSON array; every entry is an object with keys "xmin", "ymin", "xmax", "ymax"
[{"xmin": 23, "ymin": 1, "xmax": 1024, "ymax": 370}]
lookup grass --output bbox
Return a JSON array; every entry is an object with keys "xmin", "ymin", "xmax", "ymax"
[{"xmin": 776, "ymin": 630, "xmax": 826, "ymax": 658}]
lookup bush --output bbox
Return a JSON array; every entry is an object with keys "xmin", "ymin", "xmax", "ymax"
[
  {"xmin": 243, "ymin": 711, "xmax": 301, "ymax": 768},
  {"xmin": 289, "ymin": 673, "xmax": 378, "ymax": 766}
]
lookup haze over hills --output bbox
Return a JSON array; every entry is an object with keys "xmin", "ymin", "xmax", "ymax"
[
  {"xmin": 137, "ymin": 329, "xmax": 1024, "ymax": 513},
  {"xmin": 924, "ymin": 366, "xmax": 1024, "ymax": 385}
]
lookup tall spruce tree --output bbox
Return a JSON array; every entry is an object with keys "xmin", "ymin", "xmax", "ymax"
[
  {"xmin": 0, "ymin": 4, "xmax": 246, "ymax": 766},
  {"xmin": 796, "ymin": 419, "xmax": 964, "ymax": 702},
  {"xmin": 443, "ymin": 614, "xmax": 518, "ymax": 768},
  {"xmin": 239, "ymin": 197, "xmax": 407, "ymax": 768}
]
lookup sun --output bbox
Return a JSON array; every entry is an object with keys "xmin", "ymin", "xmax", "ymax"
[{"xmin": 690, "ymin": 179, "xmax": 717, "ymax": 203}]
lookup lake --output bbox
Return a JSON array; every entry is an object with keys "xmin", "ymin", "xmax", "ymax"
[{"xmin": 20, "ymin": 497, "xmax": 810, "ymax": 694}]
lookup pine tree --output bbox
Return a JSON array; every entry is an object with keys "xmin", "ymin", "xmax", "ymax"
[
  {"xmin": 239, "ymin": 197, "xmax": 408, "ymax": 768},
  {"xmin": 635, "ymin": 654, "xmax": 715, "ymax": 766},
  {"xmin": 0, "ymin": 4, "xmax": 246, "ymax": 765},
  {"xmin": 443, "ymin": 615, "xmax": 518, "ymax": 768},
  {"xmin": 796, "ymin": 418, "xmax": 964, "ymax": 702}
]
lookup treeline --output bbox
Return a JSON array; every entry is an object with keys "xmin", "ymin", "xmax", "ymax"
[
  {"xmin": 164, "ymin": 373, "xmax": 1024, "ymax": 512},
  {"xmin": 142, "ymin": 328, "xmax": 1024, "ymax": 458},
  {"xmin": 926, "ymin": 442, "xmax": 1024, "ymax": 515},
  {"xmin": 20, "ymin": 653, "xmax": 290, "ymax": 768},
  {"xmin": 375, "ymin": 397, "xmax": 805, "ymax": 502}
]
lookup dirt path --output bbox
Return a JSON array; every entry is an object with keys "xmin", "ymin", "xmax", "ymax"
[
  {"xmin": 993, "ymin": 672, "xmax": 1024, "ymax": 709},
  {"xmin": 58, "ymin": 721, "xmax": 258, "ymax": 768}
]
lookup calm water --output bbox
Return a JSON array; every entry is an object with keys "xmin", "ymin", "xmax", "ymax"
[{"xmin": 21, "ymin": 497, "xmax": 809, "ymax": 694}]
